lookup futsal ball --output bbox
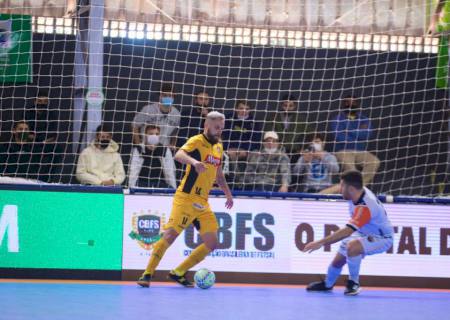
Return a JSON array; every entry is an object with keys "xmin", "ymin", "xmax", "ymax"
[{"xmin": 194, "ymin": 268, "xmax": 215, "ymax": 289}]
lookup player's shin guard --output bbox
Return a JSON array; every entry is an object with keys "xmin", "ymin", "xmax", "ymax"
[
  {"xmin": 174, "ymin": 244, "xmax": 211, "ymax": 275},
  {"xmin": 144, "ymin": 238, "xmax": 170, "ymax": 276},
  {"xmin": 347, "ymin": 255, "xmax": 362, "ymax": 284},
  {"xmin": 325, "ymin": 264, "xmax": 343, "ymax": 288}
]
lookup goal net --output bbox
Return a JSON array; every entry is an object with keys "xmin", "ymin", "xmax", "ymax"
[{"xmin": 0, "ymin": 0, "xmax": 448, "ymax": 196}]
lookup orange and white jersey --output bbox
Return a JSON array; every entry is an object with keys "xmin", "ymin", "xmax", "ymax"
[{"xmin": 347, "ymin": 187, "xmax": 394, "ymax": 237}]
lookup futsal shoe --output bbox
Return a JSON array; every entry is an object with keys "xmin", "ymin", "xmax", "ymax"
[
  {"xmin": 306, "ymin": 280, "xmax": 333, "ymax": 292},
  {"xmin": 168, "ymin": 271, "xmax": 194, "ymax": 288},
  {"xmin": 137, "ymin": 274, "xmax": 152, "ymax": 288},
  {"xmin": 344, "ymin": 280, "xmax": 361, "ymax": 296}
]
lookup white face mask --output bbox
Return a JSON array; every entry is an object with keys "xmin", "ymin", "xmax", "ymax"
[
  {"xmin": 264, "ymin": 147, "xmax": 278, "ymax": 154},
  {"xmin": 146, "ymin": 134, "xmax": 160, "ymax": 146},
  {"xmin": 312, "ymin": 143, "xmax": 323, "ymax": 152}
]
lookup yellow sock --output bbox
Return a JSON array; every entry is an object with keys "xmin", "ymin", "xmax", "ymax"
[
  {"xmin": 174, "ymin": 244, "xmax": 211, "ymax": 275},
  {"xmin": 144, "ymin": 238, "xmax": 170, "ymax": 276}
]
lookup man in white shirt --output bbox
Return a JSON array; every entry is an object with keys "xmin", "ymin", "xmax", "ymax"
[{"xmin": 132, "ymin": 83, "xmax": 181, "ymax": 148}]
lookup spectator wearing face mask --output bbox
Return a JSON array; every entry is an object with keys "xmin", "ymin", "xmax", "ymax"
[
  {"xmin": 264, "ymin": 93, "xmax": 311, "ymax": 155},
  {"xmin": 293, "ymin": 134, "xmax": 339, "ymax": 193},
  {"xmin": 178, "ymin": 90, "xmax": 212, "ymax": 148},
  {"xmin": 128, "ymin": 124, "xmax": 177, "ymax": 188},
  {"xmin": 243, "ymin": 131, "xmax": 291, "ymax": 193},
  {"xmin": 76, "ymin": 123, "xmax": 125, "ymax": 186},
  {"xmin": 25, "ymin": 90, "xmax": 58, "ymax": 143},
  {"xmin": 132, "ymin": 83, "xmax": 181, "ymax": 150},
  {"xmin": 222, "ymin": 100, "xmax": 262, "ymax": 189},
  {"xmin": 0, "ymin": 120, "xmax": 45, "ymax": 182},
  {"xmin": 329, "ymin": 95, "xmax": 380, "ymax": 189}
]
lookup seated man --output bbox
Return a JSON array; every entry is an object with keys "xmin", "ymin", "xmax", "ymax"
[
  {"xmin": 244, "ymin": 131, "xmax": 291, "ymax": 192},
  {"xmin": 128, "ymin": 124, "xmax": 176, "ymax": 188},
  {"xmin": 264, "ymin": 94, "xmax": 311, "ymax": 156},
  {"xmin": 178, "ymin": 90, "xmax": 211, "ymax": 147},
  {"xmin": 222, "ymin": 100, "xmax": 262, "ymax": 189},
  {"xmin": 293, "ymin": 134, "xmax": 339, "ymax": 193},
  {"xmin": 25, "ymin": 90, "xmax": 58, "ymax": 143},
  {"xmin": 324, "ymin": 95, "xmax": 380, "ymax": 194},
  {"xmin": 76, "ymin": 124, "xmax": 125, "ymax": 186},
  {"xmin": 132, "ymin": 83, "xmax": 181, "ymax": 149},
  {"xmin": 0, "ymin": 120, "xmax": 44, "ymax": 182}
]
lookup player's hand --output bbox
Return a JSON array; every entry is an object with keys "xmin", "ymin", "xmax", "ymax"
[
  {"xmin": 225, "ymin": 196, "xmax": 233, "ymax": 209},
  {"xmin": 193, "ymin": 161, "xmax": 207, "ymax": 174},
  {"xmin": 303, "ymin": 240, "xmax": 323, "ymax": 253}
]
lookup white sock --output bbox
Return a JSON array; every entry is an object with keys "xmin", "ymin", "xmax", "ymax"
[
  {"xmin": 325, "ymin": 264, "xmax": 343, "ymax": 288},
  {"xmin": 347, "ymin": 255, "xmax": 362, "ymax": 284}
]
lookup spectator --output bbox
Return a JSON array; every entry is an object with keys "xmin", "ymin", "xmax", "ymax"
[
  {"xmin": 132, "ymin": 83, "xmax": 181, "ymax": 149},
  {"xmin": 244, "ymin": 131, "xmax": 291, "ymax": 192},
  {"xmin": 330, "ymin": 95, "xmax": 380, "ymax": 188},
  {"xmin": 264, "ymin": 94, "xmax": 311, "ymax": 156},
  {"xmin": 223, "ymin": 100, "xmax": 262, "ymax": 189},
  {"xmin": 25, "ymin": 90, "xmax": 58, "ymax": 143},
  {"xmin": 76, "ymin": 123, "xmax": 125, "ymax": 186},
  {"xmin": 293, "ymin": 134, "xmax": 339, "ymax": 193},
  {"xmin": 128, "ymin": 124, "xmax": 176, "ymax": 188},
  {"xmin": 178, "ymin": 90, "xmax": 211, "ymax": 147},
  {"xmin": 0, "ymin": 120, "xmax": 44, "ymax": 182}
]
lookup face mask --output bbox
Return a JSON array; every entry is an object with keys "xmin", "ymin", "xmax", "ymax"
[
  {"xmin": 146, "ymin": 134, "xmax": 159, "ymax": 145},
  {"xmin": 161, "ymin": 96, "xmax": 173, "ymax": 107},
  {"xmin": 99, "ymin": 139, "xmax": 110, "ymax": 150},
  {"xmin": 237, "ymin": 114, "xmax": 249, "ymax": 120},
  {"xmin": 312, "ymin": 143, "xmax": 323, "ymax": 152},
  {"xmin": 264, "ymin": 147, "xmax": 278, "ymax": 154},
  {"xmin": 17, "ymin": 131, "xmax": 30, "ymax": 141}
]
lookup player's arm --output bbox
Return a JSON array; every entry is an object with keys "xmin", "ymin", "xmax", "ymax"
[
  {"xmin": 174, "ymin": 149, "xmax": 206, "ymax": 173},
  {"xmin": 216, "ymin": 165, "xmax": 233, "ymax": 209},
  {"xmin": 428, "ymin": 0, "xmax": 446, "ymax": 35},
  {"xmin": 302, "ymin": 226, "xmax": 354, "ymax": 253}
]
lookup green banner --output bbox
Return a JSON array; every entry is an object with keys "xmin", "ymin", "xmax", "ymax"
[
  {"xmin": 0, "ymin": 14, "xmax": 32, "ymax": 83},
  {"xmin": 0, "ymin": 190, "xmax": 124, "ymax": 270}
]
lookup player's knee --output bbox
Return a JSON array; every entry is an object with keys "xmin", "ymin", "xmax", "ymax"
[
  {"xmin": 346, "ymin": 240, "xmax": 363, "ymax": 257},
  {"xmin": 202, "ymin": 233, "xmax": 218, "ymax": 251},
  {"xmin": 163, "ymin": 229, "xmax": 179, "ymax": 244}
]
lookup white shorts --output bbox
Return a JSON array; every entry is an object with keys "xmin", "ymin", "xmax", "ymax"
[{"xmin": 338, "ymin": 232, "xmax": 393, "ymax": 258}]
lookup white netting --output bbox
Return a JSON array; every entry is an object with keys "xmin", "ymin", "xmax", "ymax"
[{"xmin": 0, "ymin": 1, "xmax": 448, "ymax": 196}]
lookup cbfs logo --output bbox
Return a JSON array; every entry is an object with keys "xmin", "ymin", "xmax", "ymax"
[
  {"xmin": 0, "ymin": 205, "xmax": 19, "ymax": 252},
  {"xmin": 129, "ymin": 210, "xmax": 166, "ymax": 250}
]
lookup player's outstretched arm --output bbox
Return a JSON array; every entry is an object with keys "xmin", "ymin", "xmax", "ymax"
[
  {"xmin": 216, "ymin": 166, "xmax": 233, "ymax": 209},
  {"xmin": 174, "ymin": 149, "xmax": 206, "ymax": 173},
  {"xmin": 303, "ymin": 226, "xmax": 354, "ymax": 253}
]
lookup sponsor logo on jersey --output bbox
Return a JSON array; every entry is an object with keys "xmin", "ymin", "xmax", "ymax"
[{"xmin": 204, "ymin": 154, "xmax": 221, "ymax": 167}]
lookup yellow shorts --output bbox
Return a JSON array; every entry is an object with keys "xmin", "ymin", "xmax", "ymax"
[{"xmin": 164, "ymin": 193, "xmax": 218, "ymax": 235}]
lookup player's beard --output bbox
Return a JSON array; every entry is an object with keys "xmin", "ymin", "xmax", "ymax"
[{"xmin": 205, "ymin": 130, "xmax": 220, "ymax": 144}]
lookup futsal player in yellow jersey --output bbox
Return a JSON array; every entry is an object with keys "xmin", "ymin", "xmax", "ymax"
[{"xmin": 138, "ymin": 111, "xmax": 233, "ymax": 287}]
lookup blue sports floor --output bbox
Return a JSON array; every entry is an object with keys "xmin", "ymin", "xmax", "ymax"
[{"xmin": 1, "ymin": 280, "xmax": 449, "ymax": 320}]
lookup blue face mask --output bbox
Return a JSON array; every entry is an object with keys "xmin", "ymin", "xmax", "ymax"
[{"xmin": 161, "ymin": 96, "xmax": 173, "ymax": 107}]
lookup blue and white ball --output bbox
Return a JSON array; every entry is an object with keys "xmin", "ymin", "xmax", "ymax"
[{"xmin": 194, "ymin": 268, "xmax": 215, "ymax": 289}]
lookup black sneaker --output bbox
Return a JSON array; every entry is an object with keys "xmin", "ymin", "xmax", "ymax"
[
  {"xmin": 344, "ymin": 280, "xmax": 361, "ymax": 296},
  {"xmin": 137, "ymin": 274, "xmax": 152, "ymax": 288},
  {"xmin": 168, "ymin": 271, "xmax": 194, "ymax": 288},
  {"xmin": 306, "ymin": 280, "xmax": 333, "ymax": 292}
]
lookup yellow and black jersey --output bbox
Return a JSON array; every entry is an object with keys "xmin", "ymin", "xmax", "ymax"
[{"xmin": 176, "ymin": 134, "xmax": 223, "ymax": 202}]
